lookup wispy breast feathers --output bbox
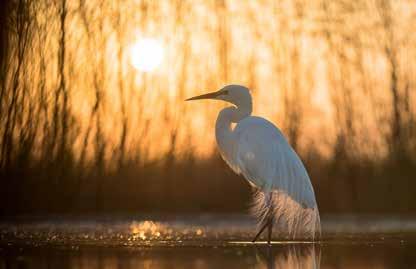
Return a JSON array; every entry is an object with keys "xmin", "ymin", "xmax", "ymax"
[
  {"xmin": 251, "ymin": 189, "xmax": 321, "ymax": 240},
  {"xmin": 234, "ymin": 116, "xmax": 320, "ymax": 238}
]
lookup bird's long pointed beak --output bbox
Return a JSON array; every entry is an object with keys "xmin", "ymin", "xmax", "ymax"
[{"xmin": 185, "ymin": 91, "xmax": 221, "ymax": 101}]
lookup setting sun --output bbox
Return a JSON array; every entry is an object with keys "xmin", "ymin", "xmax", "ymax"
[{"xmin": 130, "ymin": 38, "xmax": 164, "ymax": 72}]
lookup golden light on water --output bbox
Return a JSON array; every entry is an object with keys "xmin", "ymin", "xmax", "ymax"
[{"xmin": 130, "ymin": 38, "xmax": 164, "ymax": 72}]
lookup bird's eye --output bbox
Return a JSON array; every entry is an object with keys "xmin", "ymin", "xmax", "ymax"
[{"xmin": 222, "ymin": 90, "xmax": 229, "ymax": 95}]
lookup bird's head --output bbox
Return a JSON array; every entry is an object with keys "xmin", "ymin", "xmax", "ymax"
[{"xmin": 185, "ymin": 85, "xmax": 252, "ymax": 110}]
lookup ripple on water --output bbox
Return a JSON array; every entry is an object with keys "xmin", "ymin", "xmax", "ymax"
[{"xmin": 1, "ymin": 215, "xmax": 416, "ymax": 247}]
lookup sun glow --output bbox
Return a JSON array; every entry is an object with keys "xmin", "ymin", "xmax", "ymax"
[{"xmin": 130, "ymin": 38, "xmax": 164, "ymax": 72}]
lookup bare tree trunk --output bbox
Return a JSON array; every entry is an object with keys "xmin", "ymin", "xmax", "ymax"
[
  {"xmin": 50, "ymin": 0, "xmax": 68, "ymax": 167},
  {"xmin": 217, "ymin": 0, "xmax": 228, "ymax": 84},
  {"xmin": 1, "ymin": 0, "xmax": 31, "ymax": 170},
  {"xmin": 58, "ymin": 0, "xmax": 68, "ymax": 161},
  {"xmin": 115, "ymin": 6, "xmax": 128, "ymax": 170},
  {"xmin": 0, "ymin": 0, "xmax": 11, "ymax": 114},
  {"xmin": 376, "ymin": 0, "xmax": 409, "ymax": 160}
]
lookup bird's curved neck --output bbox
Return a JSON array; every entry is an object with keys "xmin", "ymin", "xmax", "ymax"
[
  {"xmin": 219, "ymin": 98, "xmax": 252, "ymax": 124},
  {"xmin": 215, "ymin": 104, "xmax": 252, "ymax": 160}
]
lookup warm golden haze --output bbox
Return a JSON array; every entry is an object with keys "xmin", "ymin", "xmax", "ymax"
[
  {"xmin": 2, "ymin": 1, "xmax": 416, "ymax": 268},
  {"xmin": 1, "ymin": 0, "xmax": 416, "ymax": 215},
  {"xmin": 3, "ymin": 0, "xmax": 415, "ymax": 161}
]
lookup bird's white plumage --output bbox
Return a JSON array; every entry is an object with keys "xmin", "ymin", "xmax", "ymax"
[
  {"xmin": 234, "ymin": 116, "xmax": 316, "ymax": 208},
  {"xmin": 233, "ymin": 116, "xmax": 320, "ymax": 239},
  {"xmin": 187, "ymin": 84, "xmax": 320, "ymax": 240},
  {"xmin": 217, "ymin": 114, "xmax": 320, "ymax": 239}
]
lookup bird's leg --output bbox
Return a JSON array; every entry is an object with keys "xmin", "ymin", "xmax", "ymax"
[
  {"xmin": 252, "ymin": 193, "xmax": 274, "ymax": 243},
  {"xmin": 267, "ymin": 194, "xmax": 274, "ymax": 245},
  {"xmin": 267, "ymin": 216, "xmax": 274, "ymax": 245},
  {"xmin": 252, "ymin": 218, "xmax": 270, "ymax": 243}
]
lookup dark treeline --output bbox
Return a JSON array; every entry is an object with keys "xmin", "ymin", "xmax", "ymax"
[{"xmin": 0, "ymin": 0, "xmax": 415, "ymax": 216}]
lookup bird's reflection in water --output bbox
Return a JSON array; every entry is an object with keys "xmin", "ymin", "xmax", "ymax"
[
  {"xmin": 1, "ymin": 243, "xmax": 321, "ymax": 269},
  {"xmin": 254, "ymin": 244, "xmax": 321, "ymax": 269}
]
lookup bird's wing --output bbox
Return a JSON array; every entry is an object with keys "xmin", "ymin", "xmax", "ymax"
[{"xmin": 234, "ymin": 116, "xmax": 317, "ymax": 208}]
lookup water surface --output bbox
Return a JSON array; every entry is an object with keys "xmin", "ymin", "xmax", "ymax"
[{"xmin": 1, "ymin": 215, "xmax": 415, "ymax": 268}]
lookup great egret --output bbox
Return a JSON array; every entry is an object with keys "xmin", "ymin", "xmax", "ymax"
[{"xmin": 186, "ymin": 85, "xmax": 320, "ymax": 243}]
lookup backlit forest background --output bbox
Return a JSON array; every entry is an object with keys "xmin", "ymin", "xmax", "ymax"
[{"xmin": 1, "ymin": 0, "xmax": 415, "ymax": 215}]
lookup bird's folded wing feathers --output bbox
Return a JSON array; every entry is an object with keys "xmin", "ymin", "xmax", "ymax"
[{"xmin": 234, "ymin": 117, "xmax": 317, "ymax": 208}]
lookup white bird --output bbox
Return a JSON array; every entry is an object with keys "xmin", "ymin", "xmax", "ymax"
[{"xmin": 186, "ymin": 85, "xmax": 320, "ymax": 243}]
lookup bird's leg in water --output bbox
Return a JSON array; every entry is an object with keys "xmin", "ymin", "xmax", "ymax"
[
  {"xmin": 252, "ymin": 193, "xmax": 274, "ymax": 243},
  {"xmin": 267, "ymin": 217, "xmax": 274, "ymax": 245},
  {"xmin": 252, "ymin": 218, "xmax": 270, "ymax": 243},
  {"xmin": 267, "ymin": 193, "xmax": 274, "ymax": 245}
]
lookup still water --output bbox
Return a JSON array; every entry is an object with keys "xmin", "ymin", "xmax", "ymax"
[{"xmin": 1, "ymin": 215, "xmax": 416, "ymax": 268}]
